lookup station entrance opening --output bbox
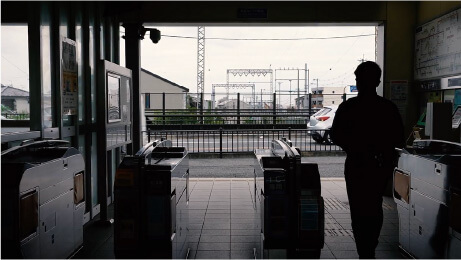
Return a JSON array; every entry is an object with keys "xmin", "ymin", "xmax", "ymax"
[{"xmin": 117, "ymin": 23, "xmax": 382, "ymax": 258}]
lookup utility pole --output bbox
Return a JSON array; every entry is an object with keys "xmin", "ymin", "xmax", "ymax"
[
  {"xmin": 260, "ymin": 89, "xmax": 263, "ymax": 109},
  {"xmin": 289, "ymin": 80, "xmax": 292, "ymax": 109},
  {"xmin": 305, "ymin": 63, "xmax": 309, "ymax": 95},
  {"xmin": 297, "ymin": 69, "xmax": 300, "ymax": 109},
  {"xmin": 277, "ymin": 82, "xmax": 282, "ymax": 109},
  {"xmin": 197, "ymin": 26, "xmax": 205, "ymax": 108},
  {"xmin": 274, "ymin": 65, "xmax": 309, "ymax": 109}
]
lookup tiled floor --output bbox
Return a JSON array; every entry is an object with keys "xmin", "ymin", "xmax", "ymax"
[
  {"xmin": 74, "ymin": 177, "xmax": 403, "ymax": 259},
  {"xmin": 188, "ymin": 178, "xmax": 259, "ymax": 259},
  {"xmin": 187, "ymin": 178, "xmax": 402, "ymax": 259}
]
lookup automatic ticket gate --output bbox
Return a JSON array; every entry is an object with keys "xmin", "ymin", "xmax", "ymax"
[
  {"xmin": 393, "ymin": 140, "xmax": 461, "ymax": 258},
  {"xmin": 114, "ymin": 139, "xmax": 189, "ymax": 259},
  {"xmin": 1, "ymin": 140, "xmax": 85, "ymax": 259},
  {"xmin": 254, "ymin": 138, "xmax": 324, "ymax": 259}
]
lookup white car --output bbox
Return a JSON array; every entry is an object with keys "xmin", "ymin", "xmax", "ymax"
[{"xmin": 307, "ymin": 105, "xmax": 338, "ymax": 144}]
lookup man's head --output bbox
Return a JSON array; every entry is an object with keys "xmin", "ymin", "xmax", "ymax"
[{"xmin": 354, "ymin": 61, "xmax": 381, "ymax": 94}]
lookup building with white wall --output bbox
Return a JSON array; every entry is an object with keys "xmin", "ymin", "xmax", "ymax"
[
  {"xmin": 322, "ymin": 86, "xmax": 345, "ymax": 106},
  {"xmin": 295, "ymin": 87, "xmax": 325, "ymax": 109},
  {"xmin": 141, "ymin": 68, "xmax": 189, "ymax": 109},
  {"xmin": 1, "ymin": 85, "xmax": 29, "ymax": 113}
]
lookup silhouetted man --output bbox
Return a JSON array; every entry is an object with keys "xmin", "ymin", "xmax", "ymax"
[{"xmin": 330, "ymin": 61, "xmax": 404, "ymax": 259}]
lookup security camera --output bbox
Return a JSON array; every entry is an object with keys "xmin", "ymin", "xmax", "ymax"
[{"xmin": 149, "ymin": 29, "xmax": 161, "ymax": 44}]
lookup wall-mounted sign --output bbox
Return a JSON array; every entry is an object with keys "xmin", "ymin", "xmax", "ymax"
[
  {"xmin": 418, "ymin": 79, "xmax": 441, "ymax": 91},
  {"xmin": 61, "ymin": 37, "xmax": 78, "ymax": 115},
  {"xmin": 390, "ymin": 80, "xmax": 408, "ymax": 100},
  {"xmin": 349, "ymin": 85, "xmax": 358, "ymax": 92},
  {"xmin": 390, "ymin": 80, "xmax": 409, "ymax": 123},
  {"xmin": 448, "ymin": 77, "xmax": 461, "ymax": 88},
  {"xmin": 107, "ymin": 73, "xmax": 121, "ymax": 123}
]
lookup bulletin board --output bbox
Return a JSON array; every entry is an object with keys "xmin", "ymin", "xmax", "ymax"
[
  {"xmin": 415, "ymin": 7, "xmax": 461, "ymax": 80},
  {"xmin": 61, "ymin": 38, "xmax": 78, "ymax": 115}
]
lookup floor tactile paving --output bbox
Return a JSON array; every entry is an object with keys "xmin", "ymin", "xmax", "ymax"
[
  {"xmin": 324, "ymin": 198, "xmax": 350, "ymax": 210},
  {"xmin": 325, "ymin": 229, "xmax": 354, "ymax": 236},
  {"xmin": 325, "ymin": 223, "xmax": 344, "ymax": 230}
]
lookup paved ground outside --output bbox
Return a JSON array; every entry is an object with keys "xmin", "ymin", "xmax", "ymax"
[{"xmin": 190, "ymin": 156, "xmax": 346, "ymax": 178}]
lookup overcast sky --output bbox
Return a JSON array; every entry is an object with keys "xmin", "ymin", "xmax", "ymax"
[
  {"xmin": 2, "ymin": 25, "xmax": 375, "ymax": 105},
  {"xmin": 1, "ymin": 25, "xmax": 29, "ymax": 91},
  {"xmin": 123, "ymin": 25, "xmax": 375, "ymax": 98}
]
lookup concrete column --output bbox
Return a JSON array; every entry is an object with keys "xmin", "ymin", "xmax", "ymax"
[{"xmin": 123, "ymin": 23, "xmax": 143, "ymax": 154}]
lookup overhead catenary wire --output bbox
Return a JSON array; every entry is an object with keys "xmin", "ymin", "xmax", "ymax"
[
  {"xmin": 161, "ymin": 33, "xmax": 375, "ymax": 41},
  {"xmin": 119, "ymin": 28, "xmax": 373, "ymax": 89},
  {"xmin": 120, "ymin": 31, "xmax": 375, "ymax": 41},
  {"xmin": 1, "ymin": 55, "xmax": 29, "ymax": 77}
]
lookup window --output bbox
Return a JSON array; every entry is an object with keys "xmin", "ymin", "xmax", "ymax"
[
  {"xmin": 1, "ymin": 25, "xmax": 30, "ymax": 130},
  {"xmin": 145, "ymin": 93, "xmax": 151, "ymax": 108},
  {"xmin": 332, "ymin": 101, "xmax": 335, "ymax": 104}
]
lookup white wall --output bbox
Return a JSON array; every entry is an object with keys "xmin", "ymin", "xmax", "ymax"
[
  {"xmin": 141, "ymin": 70, "xmax": 187, "ymax": 109},
  {"xmin": 16, "ymin": 98, "xmax": 29, "ymax": 113},
  {"xmin": 323, "ymin": 87, "xmax": 345, "ymax": 106}
]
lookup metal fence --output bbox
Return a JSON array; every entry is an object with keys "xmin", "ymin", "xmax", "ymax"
[
  {"xmin": 142, "ymin": 128, "xmax": 343, "ymax": 156},
  {"xmin": 1, "ymin": 113, "xmax": 29, "ymax": 120},
  {"xmin": 145, "ymin": 108, "xmax": 314, "ymax": 129},
  {"xmin": 142, "ymin": 92, "xmax": 355, "ymax": 130}
]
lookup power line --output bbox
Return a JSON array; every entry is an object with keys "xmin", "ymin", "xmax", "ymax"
[
  {"xmin": 1, "ymin": 55, "xmax": 29, "ymax": 77},
  {"xmin": 160, "ymin": 33, "xmax": 375, "ymax": 41},
  {"xmin": 121, "ymin": 31, "xmax": 375, "ymax": 41}
]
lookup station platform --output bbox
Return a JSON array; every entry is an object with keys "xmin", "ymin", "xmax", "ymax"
[{"xmin": 73, "ymin": 177, "xmax": 402, "ymax": 259}]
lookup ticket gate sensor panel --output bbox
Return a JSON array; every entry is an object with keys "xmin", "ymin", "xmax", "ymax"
[
  {"xmin": 254, "ymin": 138, "xmax": 324, "ymax": 259},
  {"xmin": 1, "ymin": 140, "xmax": 85, "ymax": 259},
  {"xmin": 114, "ymin": 139, "xmax": 189, "ymax": 259},
  {"xmin": 393, "ymin": 139, "xmax": 461, "ymax": 258}
]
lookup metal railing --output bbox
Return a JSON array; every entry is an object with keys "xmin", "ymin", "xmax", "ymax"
[
  {"xmin": 145, "ymin": 108, "xmax": 314, "ymax": 129},
  {"xmin": 1, "ymin": 113, "xmax": 30, "ymax": 120},
  {"xmin": 142, "ymin": 128, "xmax": 343, "ymax": 156},
  {"xmin": 142, "ymin": 92, "xmax": 354, "ymax": 130}
]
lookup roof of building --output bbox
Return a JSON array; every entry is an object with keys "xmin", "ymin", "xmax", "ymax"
[
  {"xmin": 141, "ymin": 68, "xmax": 189, "ymax": 92},
  {"xmin": 1, "ymin": 85, "xmax": 29, "ymax": 98}
]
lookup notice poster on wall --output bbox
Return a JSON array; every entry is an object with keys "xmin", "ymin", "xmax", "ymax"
[
  {"xmin": 390, "ymin": 80, "xmax": 408, "ymax": 122},
  {"xmin": 62, "ymin": 38, "xmax": 78, "ymax": 115},
  {"xmin": 415, "ymin": 8, "xmax": 461, "ymax": 80}
]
